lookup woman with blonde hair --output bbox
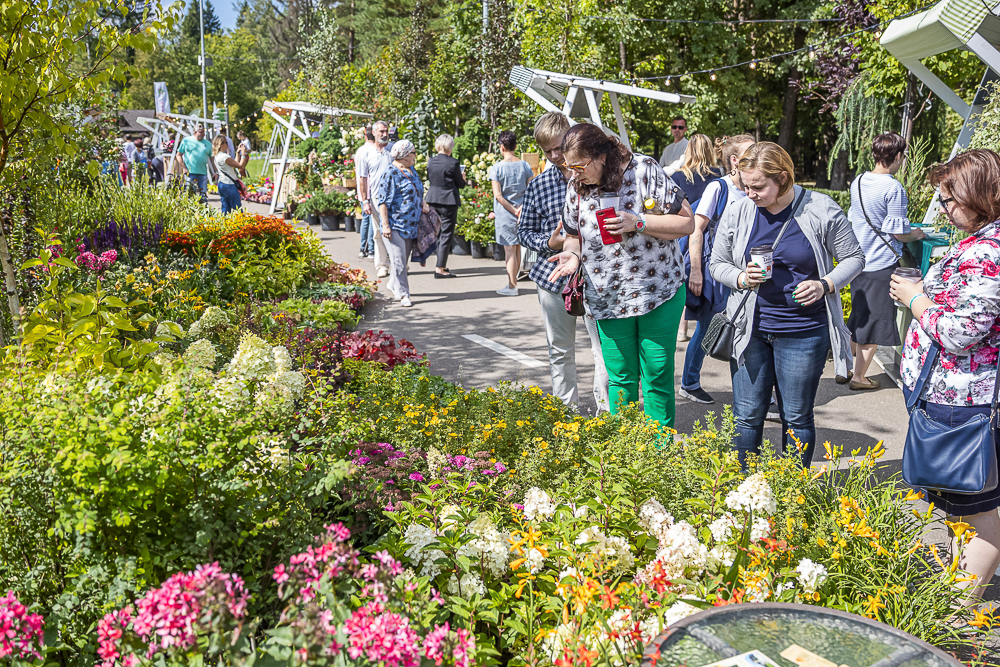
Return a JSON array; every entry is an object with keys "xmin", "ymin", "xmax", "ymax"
[
  {"xmin": 211, "ymin": 134, "xmax": 248, "ymax": 214},
  {"xmin": 671, "ymin": 134, "xmax": 722, "ymax": 205},
  {"xmin": 710, "ymin": 142, "xmax": 864, "ymax": 467}
]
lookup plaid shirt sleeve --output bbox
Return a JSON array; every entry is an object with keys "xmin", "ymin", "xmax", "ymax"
[{"xmin": 518, "ymin": 168, "xmax": 570, "ymax": 293}]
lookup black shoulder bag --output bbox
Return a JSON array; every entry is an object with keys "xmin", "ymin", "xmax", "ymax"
[
  {"xmin": 701, "ymin": 188, "xmax": 807, "ymax": 362},
  {"xmin": 856, "ymin": 177, "xmax": 917, "ymax": 268}
]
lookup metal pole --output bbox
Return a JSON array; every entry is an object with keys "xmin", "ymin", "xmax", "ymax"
[
  {"xmin": 480, "ymin": 0, "xmax": 488, "ymax": 120},
  {"xmin": 199, "ymin": 0, "xmax": 207, "ymax": 120},
  {"xmin": 224, "ymin": 80, "xmax": 229, "ymax": 126}
]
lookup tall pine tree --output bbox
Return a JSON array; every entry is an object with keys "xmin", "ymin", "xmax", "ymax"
[{"xmin": 182, "ymin": 0, "xmax": 223, "ymax": 40}]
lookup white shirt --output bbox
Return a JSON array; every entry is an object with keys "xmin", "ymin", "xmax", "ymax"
[
  {"xmin": 354, "ymin": 143, "xmax": 375, "ymax": 199},
  {"xmin": 658, "ymin": 138, "xmax": 689, "ymax": 175},
  {"xmin": 695, "ymin": 178, "xmax": 746, "ymax": 220},
  {"xmin": 214, "ymin": 152, "xmax": 240, "ymax": 185},
  {"xmin": 357, "ymin": 141, "xmax": 395, "ymax": 205},
  {"xmin": 847, "ymin": 172, "xmax": 910, "ymax": 272}
]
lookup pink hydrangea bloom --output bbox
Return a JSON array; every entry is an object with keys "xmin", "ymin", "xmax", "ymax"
[
  {"xmin": 342, "ymin": 607, "xmax": 422, "ymax": 667},
  {"xmin": 0, "ymin": 591, "xmax": 44, "ymax": 660}
]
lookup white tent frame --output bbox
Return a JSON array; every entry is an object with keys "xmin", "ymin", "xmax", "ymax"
[
  {"xmin": 263, "ymin": 100, "xmax": 373, "ymax": 214},
  {"xmin": 136, "ymin": 112, "xmax": 224, "ymax": 180},
  {"xmin": 881, "ymin": 0, "xmax": 1000, "ymax": 222},
  {"xmin": 508, "ymin": 66, "xmax": 696, "ymax": 150}
]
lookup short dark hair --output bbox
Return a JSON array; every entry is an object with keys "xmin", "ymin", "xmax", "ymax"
[
  {"xmin": 561, "ymin": 123, "xmax": 633, "ymax": 198},
  {"xmin": 929, "ymin": 149, "xmax": 1000, "ymax": 231},
  {"xmin": 872, "ymin": 132, "xmax": 906, "ymax": 167},
  {"xmin": 672, "ymin": 116, "xmax": 687, "ymax": 125},
  {"xmin": 498, "ymin": 130, "xmax": 517, "ymax": 152}
]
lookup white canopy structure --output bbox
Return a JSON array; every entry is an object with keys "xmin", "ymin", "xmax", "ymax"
[
  {"xmin": 880, "ymin": 0, "xmax": 1000, "ymax": 221},
  {"xmin": 136, "ymin": 112, "xmax": 224, "ymax": 180},
  {"xmin": 263, "ymin": 101, "xmax": 373, "ymax": 213},
  {"xmin": 508, "ymin": 66, "xmax": 696, "ymax": 151}
]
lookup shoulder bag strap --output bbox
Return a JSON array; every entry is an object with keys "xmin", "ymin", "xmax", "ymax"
[
  {"xmin": 906, "ymin": 344, "xmax": 939, "ymax": 410},
  {"xmin": 856, "ymin": 177, "xmax": 902, "ymax": 260}
]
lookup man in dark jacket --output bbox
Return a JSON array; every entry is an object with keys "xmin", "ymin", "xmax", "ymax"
[{"xmin": 425, "ymin": 134, "xmax": 467, "ymax": 278}]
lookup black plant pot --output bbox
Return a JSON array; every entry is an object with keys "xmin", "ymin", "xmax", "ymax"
[
  {"xmin": 492, "ymin": 243, "xmax": 505, "ymax": 261},
  {"xmin": 471, "ymin": 241, "xmax": 485, "ymax": 259},
  {"xmin": 452, "ymin": 234, "xmax": 470, "ymax": 256},
  {"xmin": 320, "ymin": 213, "xmax": 341, "ymax": 231},
  {"xmin": 305, "ymin": 213, "xmax": 320, "ymax": 226},
  {"xmin": 344, "ymin": 216, "xmax": 356, "ymax": 233}
]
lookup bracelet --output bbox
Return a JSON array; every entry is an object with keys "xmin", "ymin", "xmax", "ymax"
[
  {"xmin": 908, "ymin": 293, "xmax": 923, "ymax": 310},
  {"xmin": 570, "ymin": 252, "xmax": 582, "ymax": 262}
]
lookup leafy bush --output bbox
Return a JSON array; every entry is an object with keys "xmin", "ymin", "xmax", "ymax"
[
  {"xmin": 452, "ymin": 117, "xmax": 490, "ymax": 164},
  {"xmin": 812, "ymin": 188, "xmax": 850, "ymax": 211},
  {"xmin": 276, "ymin": 296, "xmax": 360, "ymax": 329},
  {"xmin": 295, "ymin": 282, "xmax": 373, "ymax": 311},
  {"xmin": 456, "ymin": 186, "xmax": 495, "ymax": 245}
]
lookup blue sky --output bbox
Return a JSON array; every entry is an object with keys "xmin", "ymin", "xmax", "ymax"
[{"xmin": 214, "ymin": 0, "xmax": 239, "ymax": 31}]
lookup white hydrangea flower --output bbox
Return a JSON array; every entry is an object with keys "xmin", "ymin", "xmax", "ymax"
[
  {"xmin": 212, "ymin": 376, "xmax": 250, "ymax": 410},
  {"xmin": 750, "ymin": 516, "xmax": 770, "ymax": 542},
  {"xmin": 796, "ymin": 558, "xmax": 828, "ymax": 594},
  {"xmin": 725, "ymin": 473, "xmax": 777, "ymax": 516},
  {"xmin": 575, "ymin": 526, "xmax": 635, "ymax": 574},
  {"xmin": 709, "ymin": 512, "xmax": 737, "ymax": 544},
  {"xmin": 707, "ymin": 545, "xmax": 735, "ymax": 569},
  {"xmin": 273, "ymin": 346, "xmax": 293, "ymax": 373},
  {"xmin": 665, "ymin": 601, "xmax": 699, "ymax": 626},
  {"xmin": 447, "ymin": 572, "xmax": 485, "ymax": 599},
  {"xmin": 426, "ymin": 447, "xmax": 448, "ymax": 474},
  {"xmin": 467, "ymin": 516, "xmax": 511, "ymax": 577},
  {"xmin": 638, "ymin": 498, "xmax": 674, "ymax": 542},
  {"xmin": 155, "ymin": 321, "xmax": 182, "ymax": 339},
  {"xmin": 184, "ymin": 339, "xmax": 218, "ymax": 369},
  {"xmin": 639, "ymin": 614, "xmax": 665, "ymax": 643},
  {"xmin": 637, "ymin": 520, "xmax": 708, "ymax": 583},
  {"xmin": 525, "ymin": 547, "xmax": 545, "ymax": 574},
  {"xmin": 540, "ymin": 623, "xmax": 575, "ymax": 662},
  {"xmin": 188, "ymin": 306, "xmax": 230, "ymax": 339},
  {"xmin": 523, "ymin": 487, "xmax": 556, "ymax": 521},
  {"xmin": 403, "ymin": 523, "xmax": 444, "ymax": 578},
  {"xmin": 256, "ymin": 370, "xmax": 307, "ymax": 411},
  {"xmin": 226, "ymin": 332, "xmax": 276, "ymax": 381},
  {"xmin": 153, "ymin": 351, "xmax": 177, "ymax": 368}
]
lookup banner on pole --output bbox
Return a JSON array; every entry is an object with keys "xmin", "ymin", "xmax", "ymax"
[{"xmin": 154, "ymin": 82, "xmax": 170, "ymax": 115}]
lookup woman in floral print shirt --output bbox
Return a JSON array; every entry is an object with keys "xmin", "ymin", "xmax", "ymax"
[
  {"xmin": 890, "ymin": 148, "xmax": 1000, "ymax": 600},
  {"xmin": 548, "ymin": 124, "xmax": 695, "ymax": 428}
]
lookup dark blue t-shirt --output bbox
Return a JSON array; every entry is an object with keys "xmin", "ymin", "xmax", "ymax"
[{"xmin": 744, "ymin": 204, "xmax": 827, "ymax": 333}]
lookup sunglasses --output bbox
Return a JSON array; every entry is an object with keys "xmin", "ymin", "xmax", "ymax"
[
  {"xmin": 672, "ymin": 125, "xmax": 686, "ymax": 130},
  {"xmin": 939, "ymin": 196, "xmax": 955, "ymax": 209},
  {"xmin": 565, "ymin": 158, "xmax": 593, "ymax": 173}
]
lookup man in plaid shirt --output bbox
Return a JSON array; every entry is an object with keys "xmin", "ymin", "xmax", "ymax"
[{"xmin": 518, "ymin": 112, "xmax": 608, "ymax": 411}]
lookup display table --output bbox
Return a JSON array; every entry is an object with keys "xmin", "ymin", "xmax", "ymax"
[
  {"xmin": 906, "ymin": 230, "xmax": 953, "ymax": 276},
  {"xmin": 641, "ymin": 603, "xmax": 961, "ymax": 667}
]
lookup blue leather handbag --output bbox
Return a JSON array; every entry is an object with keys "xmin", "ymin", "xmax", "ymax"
[{"xmin": 902, "ymin": 344, "xmax": 1000, "ymax": 494}]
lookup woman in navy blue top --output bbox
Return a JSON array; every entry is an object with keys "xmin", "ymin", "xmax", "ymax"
[{"xmin": 709, "ymin": 142, "xmax": 864, "ymax": 468}]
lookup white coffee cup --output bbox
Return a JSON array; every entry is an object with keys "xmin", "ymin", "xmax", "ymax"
[{"xmin": 749, "ymin": 245, "xmax": 774, "ymax": 280}]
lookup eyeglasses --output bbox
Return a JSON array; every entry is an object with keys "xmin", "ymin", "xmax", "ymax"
[
  {"xmin": 565, "ymin": 158, "xmax": 593, "ymax": 173},
  {"xmin": 939, "ymin": 196, "xmax": 955, "ymax": 209},
  {"xmin": 671, "ymin": 125, "xmax": 686, "ymax": 130}
]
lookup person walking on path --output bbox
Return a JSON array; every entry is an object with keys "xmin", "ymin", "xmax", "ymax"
[
  {"xmin": 357, "ymin": 121, "xmax": 395, "ymax": 278},
  {"xmin": 518, "ymin": 112, "xmax": 609, "ymax": 412},
  {"xmin": 355, "ymin": 126, "xmax": 377, "ymax": 259},
  {"xmin": 658, "ymin": 116, "xmax": 689, "ymax": 176},
  {"xmin": 710, "ymin": 142, "xmax": 864, "ymax": 469},
  {"xmin": 548, "ymin": 124, "xmax": 694, "ymax": 428},
  {"xmin": 846, "ymin": 132, "xmax": 926, "ymax": 391},
  {"xmin": 890, "ymin": 148, "xmax": 1000, "ymax": 601},
  {"xmin": 236, "ymin": 130, "xmax": 252, "ymax": 159},
  {"xmin": 490, "ymin": 130, "xmax": 534, "ymax": 296},
  {"xmin": 426, "ymin": 133, "xmax": 467, "ymax": 278},
  {"xmin": 678, "ymin": 134, "xmax": 756, "ymax": 405},
  {"xmin": 376, "ymin": 140, "xmax": 427, "ymax": 308},
  {"xmin": 211, "ymin": 135, "xmax": 249, "ymax": 214},
  {"xmin": 174, "ymin": 125, "xmax": 215, "ymax": 204}
]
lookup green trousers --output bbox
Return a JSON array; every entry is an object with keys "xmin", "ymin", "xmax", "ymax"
[{"xmin": 596, "ymin": 286, "xmax": 686, "ymax": 428}]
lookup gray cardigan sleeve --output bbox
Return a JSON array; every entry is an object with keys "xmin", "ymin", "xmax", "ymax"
[
  {"xmin": 709, "ymin": 203, "xmax": 745, "ymax": 289},
  {"xmin": 820, "ymin": 198, "xmax": 865, "ymax": 288}
]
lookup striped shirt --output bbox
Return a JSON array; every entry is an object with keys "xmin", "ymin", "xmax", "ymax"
[{"xmin": 847, "ymin": 172, "xmax": 910, "ymax": 272}]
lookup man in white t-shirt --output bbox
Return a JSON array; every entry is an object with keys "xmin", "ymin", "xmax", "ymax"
[
  {"xmin": 354, "ymin": 126, "xmax": 377, "ymax": 259},
  {"xmin": 658, "ymin": 116, "xmax": 689, "ymax": 176},
  {"xmin": 356, "ymin": 120, "xmax": 394, "ymax": 277}
]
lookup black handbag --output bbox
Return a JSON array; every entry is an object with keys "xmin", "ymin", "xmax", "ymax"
[
  {"xmin": 903, "ymin": 343, "xmax": 1000, "ymax": 494},
  {"xmin": 700, "ymin": 189, "xmax": 806, "ymax": 362},
  {"xmin": 562, "ymin": 266, "xmax": 586, "ymax": 317}
]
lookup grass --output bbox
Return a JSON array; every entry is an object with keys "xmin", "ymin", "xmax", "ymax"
[{"xmin": 246, "ymin": 159, "xmax": 268, "ymax": 183}]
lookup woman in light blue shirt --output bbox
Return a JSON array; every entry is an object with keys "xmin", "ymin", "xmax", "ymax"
[{"xmin": 489, "ymin": 130, "xmax": 534, "ymax": 296}]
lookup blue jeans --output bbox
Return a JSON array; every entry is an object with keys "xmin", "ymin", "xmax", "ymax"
[
  {"xmin": 681, "ymin": 310, "xmax": 716, "ymax": 391},
  {"xmin": 730, "ymin": 327, "xmax": 830, "ymax": 469},
  {"xmin": 218, "ymin": 182, "xmax": 242, "ymax": 213},
  {"xmin": 359, "ymin": 212, "xmax": 374, "ymax": 254},
  {"xmin": 188, "ymin": 173, "xmax": 209, "ymax": 204}
]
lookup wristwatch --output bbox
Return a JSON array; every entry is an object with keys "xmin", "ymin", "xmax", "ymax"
[
  {"xmin": 635, "ymin": 213, "xmax": 647, "ymax": 234},
  {"xmin": 824, "ymin": 278, "xmax": 835, "ymax": 294}
]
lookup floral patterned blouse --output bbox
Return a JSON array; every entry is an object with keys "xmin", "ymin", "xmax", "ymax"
[
  {"xmin": 563, "ymin": 154, "xmax": 685, "ymax": 320},
  {"xmin": 375, "ymin": 165, "xmax": 424, "ymax": 239},
  {"xmin": 901, "ymin": 220, "xmax": 1000, "ymax": 406}
]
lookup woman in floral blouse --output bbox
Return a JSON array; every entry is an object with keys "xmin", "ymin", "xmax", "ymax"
[
  {"xmin": 548, "ymin": 124, "xmax": 695, "ymax": 428},
  {"xmin": 377, "ymin": 140, "xmax": 429, "ymax": 308},
  {"xmin": 890, "ymin": 148, "xmax": 1000, "ymax": 600}
]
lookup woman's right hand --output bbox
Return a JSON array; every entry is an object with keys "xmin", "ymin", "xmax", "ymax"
[
  {"xmin": 740, "ymin": 264, "xmax": 766, "ymax": 288},
  {"xmin": 547, "ymin": 250, "xmax": 580, "ymax": 281}
]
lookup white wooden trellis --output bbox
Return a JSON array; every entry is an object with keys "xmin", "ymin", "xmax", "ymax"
[
  {"xmin": 508, "ymin": 66, "xmax": 696, "ymax": 151},
  {"xmin": 262, "ymin": 101, "xmax": 372, "ymax": 214},
  {"xmin": 138, "ymin": 112, "xmax": 224, "ymax": 180}
]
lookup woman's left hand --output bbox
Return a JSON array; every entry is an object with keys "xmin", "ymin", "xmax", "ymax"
[
  {"xmin": 792, "ymin": 280, "xmax": 827, "ymax": 306},
  {"xmin": 603, "ymin": 210, "xmax": 639, "ymax": 235},
  {"xmin": 890, "ymin": 274, "xmax": 924, "ymax": 308}
]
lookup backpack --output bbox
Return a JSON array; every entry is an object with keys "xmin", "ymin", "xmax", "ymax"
[{"xmin": 680, "ymin": 178, "xmax": 730, "ymax": 312}]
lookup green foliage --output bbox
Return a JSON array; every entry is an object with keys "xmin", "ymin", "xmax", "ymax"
[
  {"xmin": 970, "ymin": 80, "xmax": 1000, "ymax": 154},
  {"xmin": 811, "ymin": 188, "xmax": 850, "ymax": 210},
  {"xmin": 829, "ymin": 74, "xmax": 897, "ymax": 177},
  {"xmin": 276, "ymin": 297, "xmax": 360, "ymax": 329},
  {"xmin": 453, "ymin": 118, "xmax": 491, "ymax": 164}
]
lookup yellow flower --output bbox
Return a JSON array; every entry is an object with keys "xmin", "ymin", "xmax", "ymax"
[
  {"xmin": 796, "ymin": 495, "xmax": 805, "ymax": 504},
  {"xmin": 817, "ymin": 537, "xmax": 826, "ymax": 547},
  {"xmin": 969, "ymin": 606, "xmax": 996, "ymax": 629},
  {"xmin": 903, "ymin": 489, "xmax": 925, "ymax": 501},
  {"xmin": 945, "ymin": 520, "xmax": 975, "ymax": 541},
  {"xmin": 862, "ymin": 595, "xmax": 886, "ymax": 618}
]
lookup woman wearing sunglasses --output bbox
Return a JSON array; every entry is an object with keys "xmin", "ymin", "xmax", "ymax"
[
  {"xmin": 890, "ymin": 149, "xmax": 1000, "ymax": 600},
  {"xmin": 548, "ymin": 124, "xmax": 695, "ymax": 428}
]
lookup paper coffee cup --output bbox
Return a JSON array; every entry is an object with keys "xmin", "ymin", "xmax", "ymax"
[
  {"xmin": 599, "ymin": 195, "xmax": 620, "ymax": 211},
  {"xmin": 892, "ymin": 267, "xmax": 923, "ymax": 308},
  {"xmin": 749, "ymin": 245, "xmax": 774, "ymax": 280}
]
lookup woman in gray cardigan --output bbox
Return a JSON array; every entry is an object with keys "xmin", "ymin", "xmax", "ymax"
[{"xmin": 710, "ymin": 142, "xmax": 864, "ymax": 468}]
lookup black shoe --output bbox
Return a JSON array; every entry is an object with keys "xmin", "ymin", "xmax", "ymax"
[
  {"xmin": 679, "ymin": 387, "xmax": 714, "ymax": 404},
  {"xmin": 434, "ymin": 271, "xmax": 456, "ymax": 279}
]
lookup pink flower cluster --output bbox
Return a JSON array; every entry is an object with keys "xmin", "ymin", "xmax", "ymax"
[
  {"xmin": 75, "ymin": 246, "xmax": 118, "ymax": 273},
  {"xmin": 274, "ymin": 523, "xmax": 360, "ymax": 603},
  {"xmin": 97, "ymin": 563, "xmax": 248, "ymax": 667},
  {"xmin": 342, "ymin": 606, "xmax": 474, "ymax": 667},
  {"xmin": 0, "ymin": 591, "xmax": 44, "ymax": 660}
]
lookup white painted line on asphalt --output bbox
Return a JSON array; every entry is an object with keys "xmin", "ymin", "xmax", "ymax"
[{"xmin": 462, "ymin": 334, "xmax": 547, "ymax": 368}]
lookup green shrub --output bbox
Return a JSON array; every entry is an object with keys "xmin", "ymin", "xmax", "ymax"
[
  {"xmin": 277, "ymin": 296, "xmax": 360, "ymax": 329},
  {"xmin": 812, "ymin": 187, "xmax": 850, "ymax": 211}
]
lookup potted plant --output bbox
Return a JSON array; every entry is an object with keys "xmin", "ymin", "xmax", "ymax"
[{"xmin": 342, "ymin": 158, "xmax": 357, "ymax": 188}]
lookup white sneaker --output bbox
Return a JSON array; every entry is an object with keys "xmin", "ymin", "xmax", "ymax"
[
  {"xmin": 496, "ymin": 285, "xmax": 519, "ymax": 296},
  {"xmin": 358, "ymin": 251, "xmax": 367, "ymax": 258},
  {"xmin": 377, "ymin": 267, "xmax": 389, "ymax": 278},
  {"xmin": 400, "ymin": 297, "xmax": 413, "ymax": 307}
]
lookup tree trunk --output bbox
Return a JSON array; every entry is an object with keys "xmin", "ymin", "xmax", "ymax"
[
  {"xmin": 901, "ymin": 73, "xmax": 916, "ymax": 145},
  {"xmin": 619, "ymin": 41, "xmax": 627, "ymax": 72},
  {"xmin": 778, "ymin": 28, "xmax": 806, "ymax": 152},
  {"xmin": 830, "ymin": 151, "xmax": 849, "ymax": 190},
  {"xmin": 0, "ymin": 225, "xmax": 21, "ymax": 344}
]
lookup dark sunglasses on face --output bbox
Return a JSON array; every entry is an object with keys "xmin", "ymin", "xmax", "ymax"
[{"xmin": 671, "ymin": 125, "xmax": 686, "ymax": 130}]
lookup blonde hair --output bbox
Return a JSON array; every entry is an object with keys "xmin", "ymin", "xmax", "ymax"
[
  {"xmin": 679, "ymin": 134, "xmax": 718, "ymax": 181},
  {"xmin": 738, "ymin": 141, "xmax": 795, "ymax": 196},
  {"xmin": 435, "ymin": 134, "xmax": 455, "ymax": 154},
  {"xmin": 533, "ymin": 112, "xmax": 571, "ymax": 146},
  {"xmin": 211, "ymin": 135, "xmax": 228, "ymax": 157},
  {"xmin": 715, "ymin": 134, "xmax": 755, "ymax": 173}
]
